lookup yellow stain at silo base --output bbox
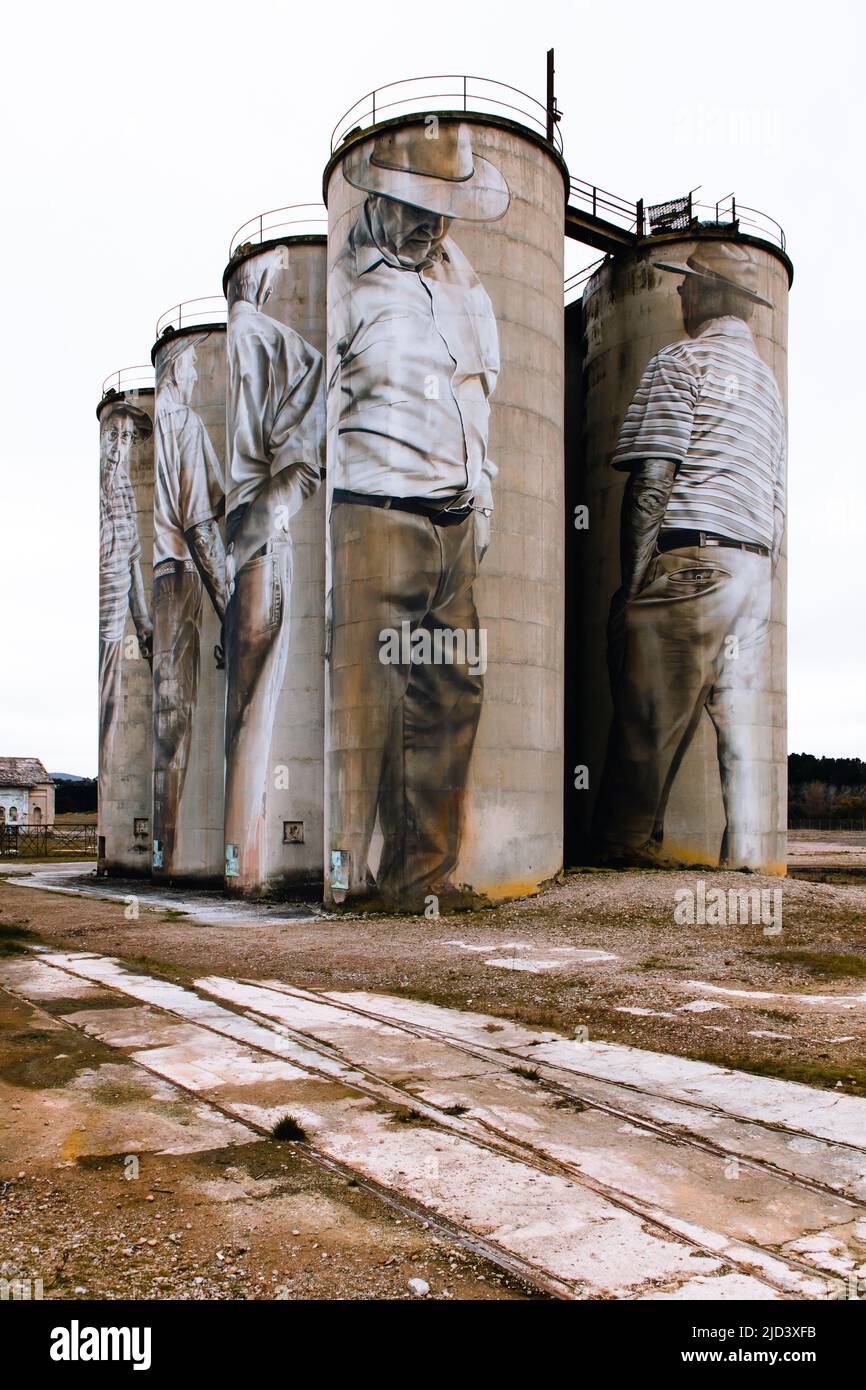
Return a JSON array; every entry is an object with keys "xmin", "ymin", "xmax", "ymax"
[{"xmin": 661, "ymin": 838, "xmax": 787, "ymax": 877}]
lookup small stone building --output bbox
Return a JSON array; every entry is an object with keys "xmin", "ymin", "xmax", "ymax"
[{"xmin": 0, "ymin": 758, "xmax": 55, "ymax": 826}]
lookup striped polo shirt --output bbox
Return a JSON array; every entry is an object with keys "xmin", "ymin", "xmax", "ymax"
[
  {"xmin": 99, "ymin": 469, "xmax": 140, "ymax": 642},
  {"xmin": 612, "ymin": 316, "xmax": 786, "ymax": 548}
]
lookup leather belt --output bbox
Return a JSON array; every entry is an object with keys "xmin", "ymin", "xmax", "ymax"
[
  {"xmin": 658, "ymin": 529, "xmax": 770, "ymax": 557},
  {"xmin": 153, "ymin": 558, "xmax": 197, "ymax": 578},
  {"xmin": 332, "ymin": 488, "xmax": 475, "ymax": 527}
]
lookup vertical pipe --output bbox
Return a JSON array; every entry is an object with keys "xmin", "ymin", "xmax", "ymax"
[{"xmin": 546, "ymin": 48, "xmax": 555, "ymax": 143}]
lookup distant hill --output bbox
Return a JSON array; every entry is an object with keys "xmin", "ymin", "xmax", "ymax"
[{"xmin": 51, "ymin": 772, "xmax": 92, "ymax": 782}]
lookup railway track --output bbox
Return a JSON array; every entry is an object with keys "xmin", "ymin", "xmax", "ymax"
[{"xmin": 2, "ymin": 950, "xmax": 865, "ymax": 1300}]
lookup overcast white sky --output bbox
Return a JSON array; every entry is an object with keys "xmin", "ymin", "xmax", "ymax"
[{"xmin": 0, "ymin": 0, "xmax": 862, "ymax": 774}]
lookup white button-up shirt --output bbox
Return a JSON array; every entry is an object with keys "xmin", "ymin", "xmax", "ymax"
[
  {"xmin": 153, "ymin": 393, "xmax": 225, "ymax": 566},
  {"xmin": 328, "ymin": 205, "xmax": 500, "ymax": 510},
  {"xmin": 226, "ymin": 300, "xmax": 325, "ymax": 520}
]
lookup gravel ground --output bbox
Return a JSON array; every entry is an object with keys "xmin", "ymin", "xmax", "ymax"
[
  {"xmin": 2, "ymin": 848, "xmax": 865, "ymax": 1097},
  {"xmin": 3, "ymin": 844, "xmax": 865, "ymax": 1303},
  {"xmin": 0, "ymin": 989, "xmax": 537, "ymax": 1301}
]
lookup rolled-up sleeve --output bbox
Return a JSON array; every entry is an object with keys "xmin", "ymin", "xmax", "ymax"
[{"xmin": 270, "ymin": 334, "xmax": 325, "ymax": 499}]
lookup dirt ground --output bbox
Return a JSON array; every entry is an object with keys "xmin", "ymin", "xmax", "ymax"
[
  {"xmin": 2, "ymin": 839, "xmax": 865, "ymax": 1096},
  {"xmin": 2, "ymin": 839, "xmax": 865, "ymax": 1300},
  {"xmin": 0, "ymin": 987, "xmax": 537, "ymax": 1301}
]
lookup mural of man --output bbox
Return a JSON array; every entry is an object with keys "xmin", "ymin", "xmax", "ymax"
[
  {"xmin": 98, "ymin": 399, "xmax": 153, "ymax": 776},
  {"xmin": 593, "ymin": 243, "xmax": 786, "ymax": 869},
  {"xmin": 328, "ymin": 121, "xmax": 509, "ymax": 909},
  {"xmin": 224, "ymin": 250, "xmax": 324, "ymax": 888},
  {"xmin": 152, "ymin": 334, "xmax": 226, "ymax": 873}
]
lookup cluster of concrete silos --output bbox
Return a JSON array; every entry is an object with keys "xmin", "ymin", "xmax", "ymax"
[
  {"xmin": 98, "ymin": 217, "xmax": 329, "ymax": 899},
  {"xmin": 566, "ymin": 233, "xmax": 791, "ymax": 875},
  {"xmin": 97, "ymin": 82, "xmax": 792, "ymax": 909}
]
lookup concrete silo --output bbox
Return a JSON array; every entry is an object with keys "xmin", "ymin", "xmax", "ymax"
[
  {"xmin": 323, "ymin": 80, "xmax": 568, "ymax": 911},
  {"xmin": 222, "ymin": 207, "xmax": 327, "ymax": 895},
  {"xmin": 570, "ymin": 222, "xmax": 792, "ymax": 874},
  {"xmin": 96, "ymin": 369, "xmax": 156, "ymax": 875},
  {"xmin": 151, "ymin": 301, "xmax": 227, "ymax": 883}
]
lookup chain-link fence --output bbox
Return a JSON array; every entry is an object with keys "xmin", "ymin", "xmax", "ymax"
[{"xmin": 788, "ymin": 819, "xmax": 866, "ymax": 832}]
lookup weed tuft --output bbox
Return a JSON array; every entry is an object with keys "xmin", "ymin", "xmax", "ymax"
[
  {"xmin": 390, "ymin": 1106, "xmax": 427, "ymax": 1126},
  {"xmin": 509, "ymin": 1065, "xmax": 541, "ymax": 1082},
  {"xmin": 270, "ymin": 1114, "xmax": 308, "ymax": 1142}
]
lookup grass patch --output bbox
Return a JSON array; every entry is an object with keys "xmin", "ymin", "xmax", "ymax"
[
  {"xmin": 0, "ymin": 920, "xmax": 39, "ymax": 956},
  {"xmin": 0, "ymin": 920, "xmax": 37, "ymax": 939},
  {"xmin": 741, "ymin": 1056, "xmax": 866, "ymax": 1095},
  {"xmin": 639, "ymin": 954, "xmax": 695, "ymax": 972},
  {"xmin": 762, "ymin": 950, "xmax": 866, "ymax": 979},
  {"xmin": 639, "ymin": 956, "xmax": 667, "ymax": 971},
  {"xmin": 674, "ymin": 1040, "xmax": 866, "ymax": 1098},
  {"xmin": 0, "ymin": 940, "xmax": 29, "ymax": 956},
  {"xmin": 552, "ymin": 1096, "xmax": 587, "ymax": 1113},
  {"xmin": 160, "ymin": 909, "xmax": 188, "ymax": 922},
  {"xmin": 442, "ymin": 1103, "xmax": 469, "ymax": 1117},
  {"xmin": 121, "ymin": 953, "xmax": 189, "ymax": 982},
  {"xmin": 390, "ymin": 1106, "xmax": 427, "ymax": 1126},
  {"xmin": 383, "ymin": 982, "xmax": 574, "ymax": 1040},
  {"xmin": 509, "ymin": 1065, "xmax": 541, "ymax": 1082},
  {"xmin": 270, "ymin": 1114, "xmax": 308, "ymax": 1142},
  {"xmin": 0, "ymin": 855, "xmax": 96, "ymax": 865}
]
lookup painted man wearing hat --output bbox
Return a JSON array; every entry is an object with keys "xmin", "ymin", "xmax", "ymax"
[
  {"xmin": 224, "ymin": 250, "xmax": 324, "ymax": 890},
  {"xmin": 152, "ymin": 333, "xmax": 226, "ymax": 873},
  {"xmin": 593, "ymin": 242, "xmax": 786, "ymax": 869},
  {"xmin": 98, "ymin": 398, "xmax": 153, "ymax": 776},
  {"xmin": 327, "ymin": 120, "xmax": 509, "ymax": 910}
]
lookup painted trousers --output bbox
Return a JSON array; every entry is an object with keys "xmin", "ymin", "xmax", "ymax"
[
  {"xmin": 593, "ymin": 545, "xmax": 773, "ymax": 868},
  {"xmin": 98, "ymin": 637, "xmax": 123, "ymax": 781},
  {"xmin": 152, "ymin": 563, "xmax": 202, "ymax": 873},
  {"xmin": 223, "ymin": 538, "xmax": 292, "ymax": 893},
  {"xmin": 328, "ymin": 502, "xmax": 483, "ymax": 910}
]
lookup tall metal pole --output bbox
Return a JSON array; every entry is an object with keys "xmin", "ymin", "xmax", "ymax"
[{"xmin": 546, "ymin": 48, "xmax": 555, "ymax": 143}]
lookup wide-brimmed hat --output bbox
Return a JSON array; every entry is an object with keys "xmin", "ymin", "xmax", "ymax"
[
  {"xmin": 99, "ymin": 399, "xmax": 153, "ymax": 442},
  {"xmin": 155, "ymin": 331, "xmax": 210, "ymax": 378},
  {"xmin": 343, "ymin": 121, "xmax": 510, "ymax": 223},
  {"xmin": 655, "ymin": 243, "xmax": 773, "ymax": 308}
]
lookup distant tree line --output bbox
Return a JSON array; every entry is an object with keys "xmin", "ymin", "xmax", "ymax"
[
  {"xmin": 788, "ymin": 753, "xmax": 866, "ymax": 819},
  {"xmin": 50, "ymin": 759, "xmax": 866, "ymax": 821},
  {"xmin": 54, "ymin": 778, "xmax": 97, "ymax": 815}
]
